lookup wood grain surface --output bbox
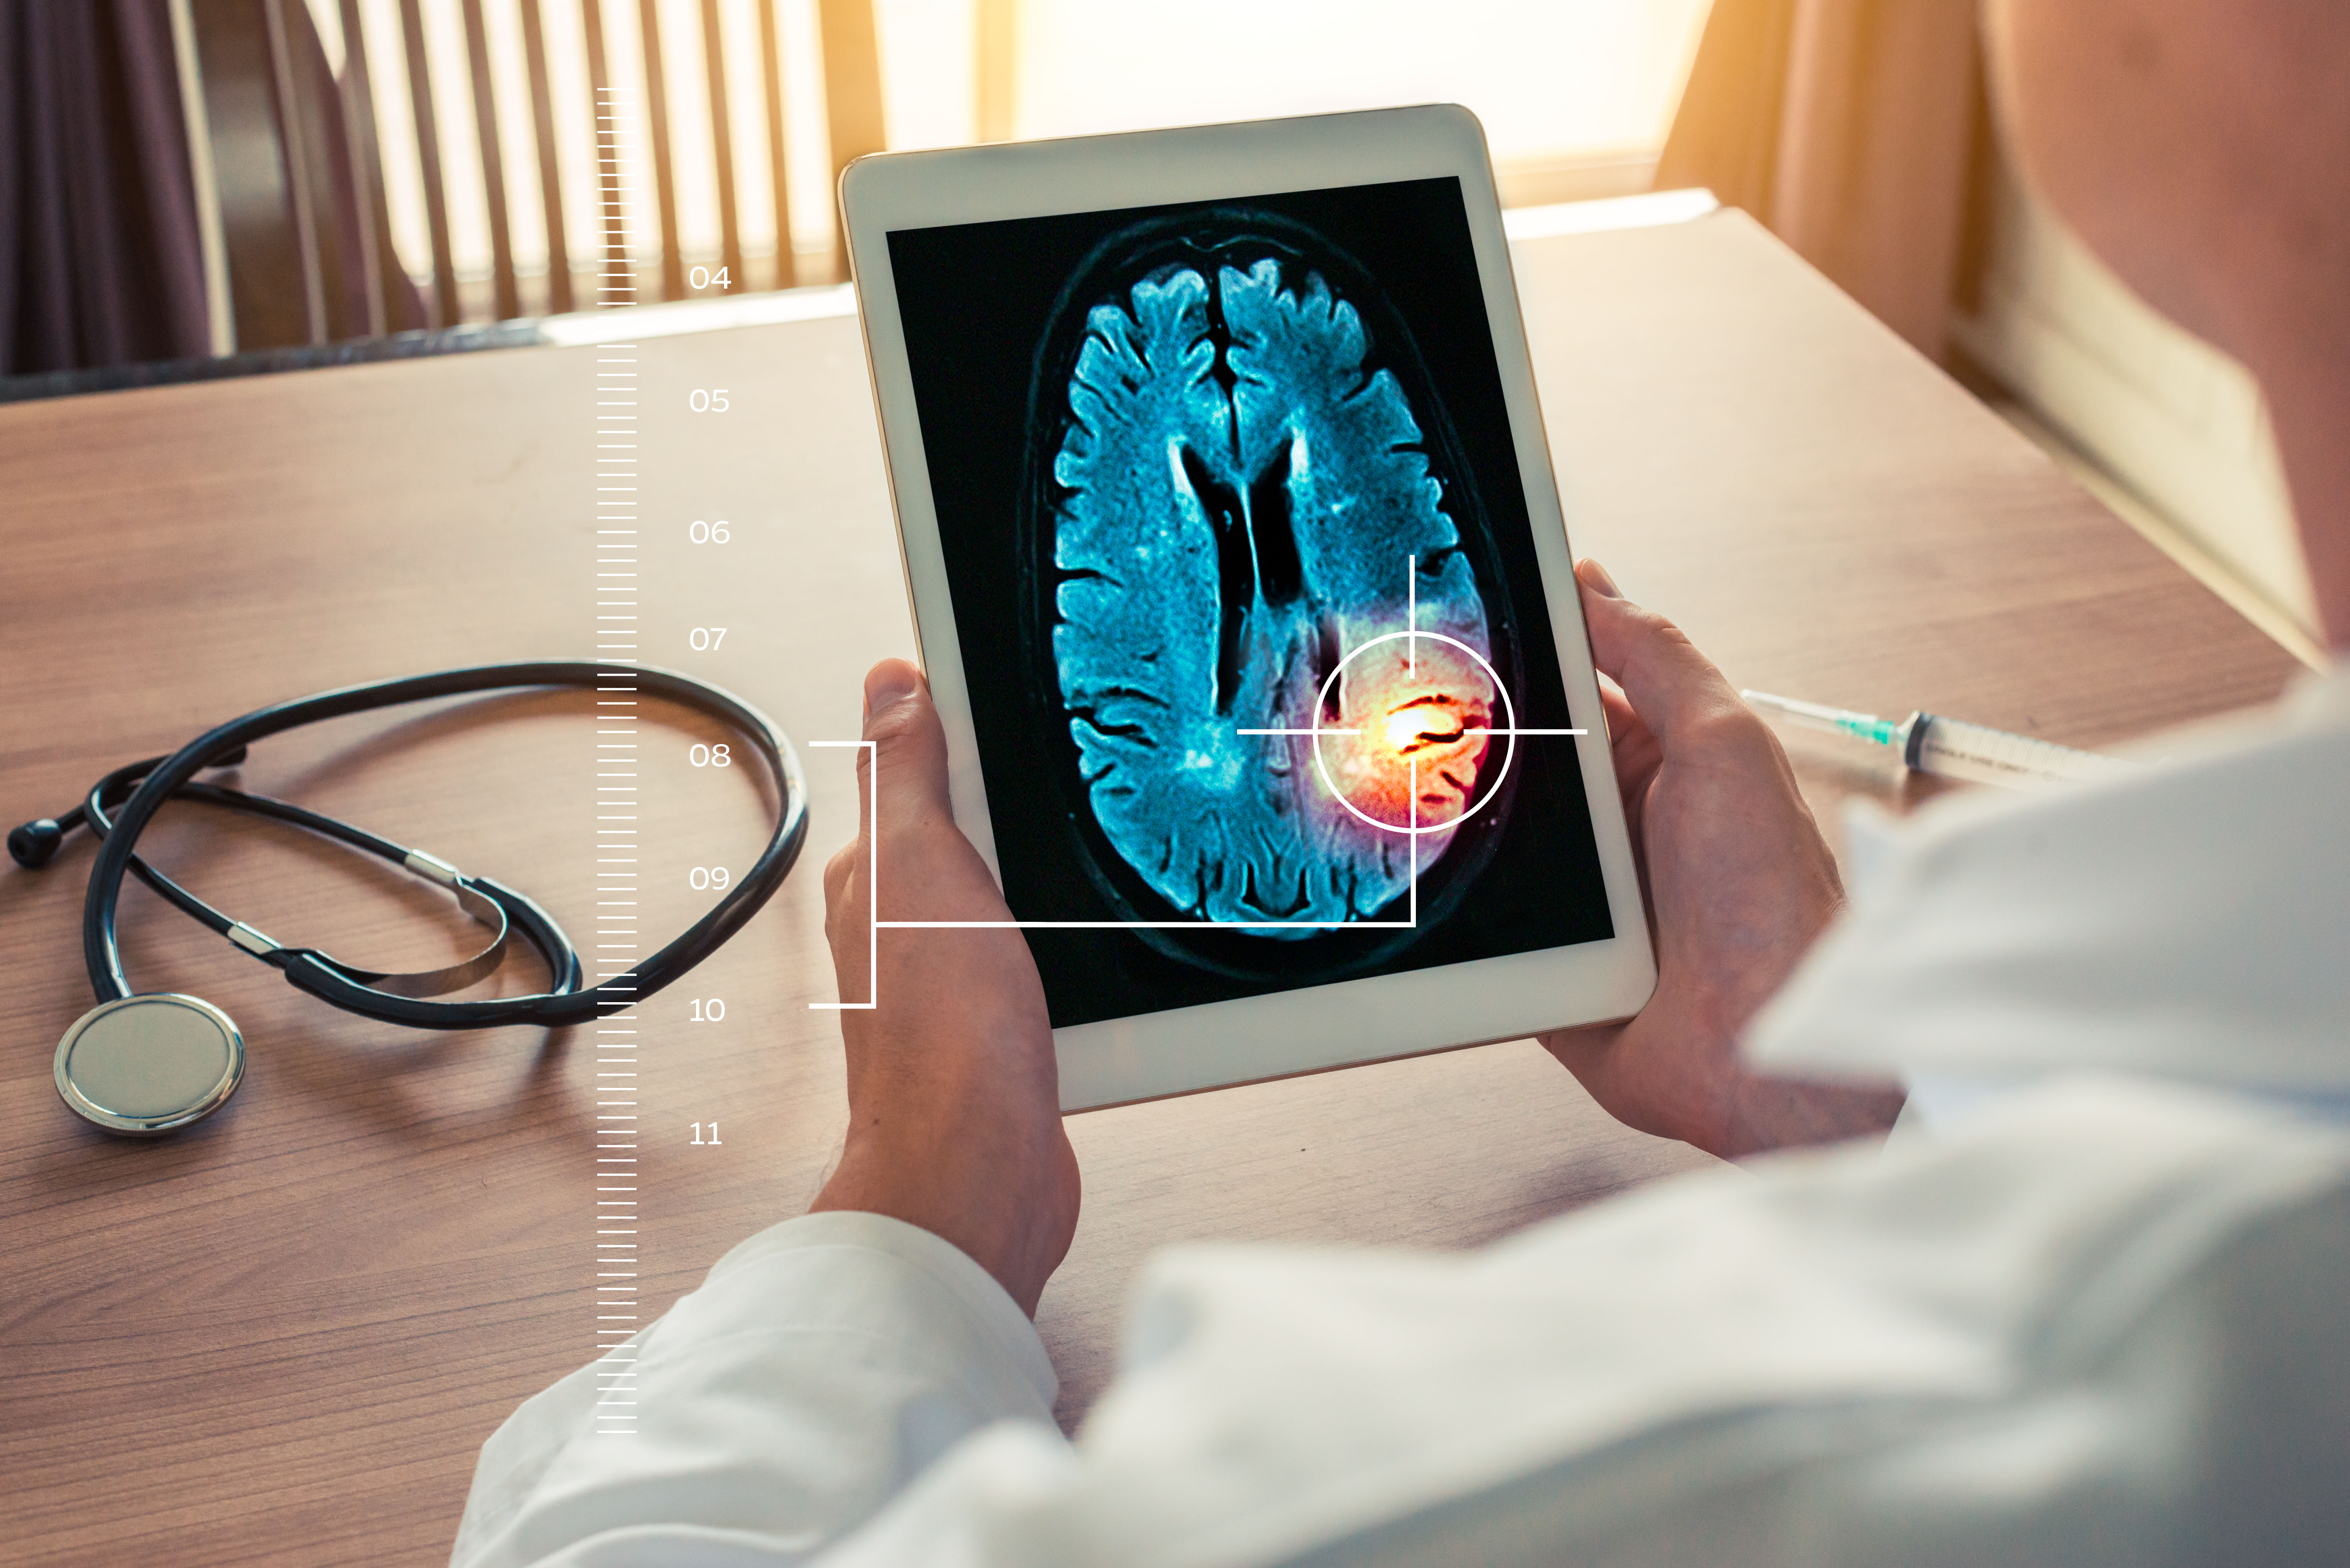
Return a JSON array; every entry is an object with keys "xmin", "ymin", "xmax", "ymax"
[{"xmin": 0, "ymin": 210, "xmax": 2295, "ymax": 1567}]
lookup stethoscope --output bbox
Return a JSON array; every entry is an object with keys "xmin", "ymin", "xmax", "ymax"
[{"xmin": 10, "ymin": 661, "xmax": 807, "ymax": 1136}]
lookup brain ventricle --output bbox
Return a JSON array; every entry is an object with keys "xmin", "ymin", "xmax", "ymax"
[{"xmin": 1052, "ymin": 255, "xmax": 1493, "ymax": 934}]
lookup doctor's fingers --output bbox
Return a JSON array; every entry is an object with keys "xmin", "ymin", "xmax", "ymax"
[
  {"xmin": 822, "ymin": 838, "xmax": 863, "ymax": 919},
  {"xmin": 823, "ymin": 658, "xmax": 938, "ymax": 927},
  {"xmin": 1596, "ymin": 680, "xmax": 1661, "ymax": 791},
  {"xmin": 839, "ymin": 658, "xmax": 1018, "ymax": 927}
]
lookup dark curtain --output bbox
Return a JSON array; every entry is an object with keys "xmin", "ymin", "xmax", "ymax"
[
  {"xmin": 220, "ymin": 0, "xmax": 428, "ymax": 345},
  {"xmin": 0, "ymin": 0, "xmax": 210, "ymax": 376},
  {"xmin": 2, "ymin": 0, "xmax": 426, "ymax": 378},
  {"xmin": 295, "ymin": 3, "xmax": 426, "ymax": 340}
]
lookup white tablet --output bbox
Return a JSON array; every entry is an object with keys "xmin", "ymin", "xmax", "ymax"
[{"xmin": 841, "ymin": 105, "xmax": 1654, "ymax": 1110}]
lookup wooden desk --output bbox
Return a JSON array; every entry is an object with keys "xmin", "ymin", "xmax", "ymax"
[{"xmin": 1, "ymin": 210, "xmax": 2295, "ymax": 1567}]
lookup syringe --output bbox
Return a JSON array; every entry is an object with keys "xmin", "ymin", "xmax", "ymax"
[{"xmin": 1740, "ymin": 690, "xmax": 2137, "ymax": 788}]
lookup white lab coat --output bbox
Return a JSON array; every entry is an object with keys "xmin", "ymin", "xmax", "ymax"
[{"xmin": 453, "ymin": 668, "xmax": 2350, "ymax": 1568}]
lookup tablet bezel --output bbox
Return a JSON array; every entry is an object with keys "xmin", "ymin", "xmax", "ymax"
[{"xmin": 841, "ymin": 105, "xmax": 1654, "ymax": 1110}]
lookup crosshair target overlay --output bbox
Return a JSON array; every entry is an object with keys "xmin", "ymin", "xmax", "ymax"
[{"xmin": 1321, "ymin": 638, "xmax": 1494, "ymax": 830}]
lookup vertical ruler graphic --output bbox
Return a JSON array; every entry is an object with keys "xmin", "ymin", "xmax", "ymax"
[{"xmin": 591, "ymin": 85, "xmax": 642, "ymax": 1437}]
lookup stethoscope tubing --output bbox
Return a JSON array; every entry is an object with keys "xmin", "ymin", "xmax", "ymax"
[{"xmin": 79, "ymin": 659, "xmax": 807, "ymax": 1029}]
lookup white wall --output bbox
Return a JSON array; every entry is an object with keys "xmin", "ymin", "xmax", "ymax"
[{"xmin": 1951, "ymin": 152, "xmax": 2319, "ymax": 647}]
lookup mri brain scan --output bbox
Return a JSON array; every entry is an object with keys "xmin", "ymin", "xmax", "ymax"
[{"xmin": 1021, "ymin": 211, "xmax": 1518, "ymax": 971}]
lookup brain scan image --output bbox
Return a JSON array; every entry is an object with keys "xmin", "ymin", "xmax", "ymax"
[
  {"xmin": 889, "ymin": 178, "xmax": 1614, "ymax": 1021},
  {"xmin": 1018, "ymin": 210, "xmax": 1520, "ymax": 977}
]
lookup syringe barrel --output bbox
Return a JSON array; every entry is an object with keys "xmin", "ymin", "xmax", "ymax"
[{"xmin": 1910, "ymin": 714, "xmax": 2135, "ymax": 788}]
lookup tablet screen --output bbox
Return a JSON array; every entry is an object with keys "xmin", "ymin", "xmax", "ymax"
[{"xmin": 886, "ymin": 176, "xmax": 1614, "ymax": 1028}]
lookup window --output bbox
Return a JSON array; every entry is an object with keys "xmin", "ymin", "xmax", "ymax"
[
  {"xmin": 307, "ymin": 0, "xmax": 1710, "ymax": 313},
  {"xmin": 889, "ymin": 0, "xmax": 1714, "ymax": 207}
]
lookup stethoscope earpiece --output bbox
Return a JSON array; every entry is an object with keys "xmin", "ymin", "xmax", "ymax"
[
  {"xmin": 55, "ymin": 994, "xmax": 246, "ymax": 1135},
  {"xmin": 10, "ymin": 817, "xmax": 65, "ymax": 868}
]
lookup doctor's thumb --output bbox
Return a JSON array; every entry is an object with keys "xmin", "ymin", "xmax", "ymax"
[
  {"xmin": 1576, "ymin": 559, "xmax": 1742, "ymax": 744},
  {"xmin": 857, "ymin": 658, "xmax": 954, "ymax": 833}
]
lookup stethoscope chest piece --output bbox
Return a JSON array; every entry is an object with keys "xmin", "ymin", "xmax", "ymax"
[{"xmin": 55, "ymin": 994, "xmax": 246, "ymax": 1135}]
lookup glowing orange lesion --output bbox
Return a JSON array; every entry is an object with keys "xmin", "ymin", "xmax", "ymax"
[{"xmin": 1323, "ymin": 642, "xmax": 1494, "ymax": 829}]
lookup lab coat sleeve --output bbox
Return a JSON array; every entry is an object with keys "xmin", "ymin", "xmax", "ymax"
[
  {"xmin": 812, "ymin": 1078, "xmax": 2350, "ymax": 1568},
  {"xmin": 449, "ymin": 1209, "xmax": 1059, "ymax": 1568}
]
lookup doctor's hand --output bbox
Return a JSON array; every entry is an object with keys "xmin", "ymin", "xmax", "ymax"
[
  {"xmin": 1540, "ymin": 561, "xmax": 1905, "ymax": 1160},
  {"xmin": 809, "ymin": 659, "xmax": 1080, "ymax": 1316}
]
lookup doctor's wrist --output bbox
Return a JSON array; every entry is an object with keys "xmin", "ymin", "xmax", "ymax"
[
  {"xmin": 810, "ymin": 1108, "xmax": 1080, "ymax": 1317},
  {"xmin": 1720, "ymin": 1070, "xmax": 1907, "ymax": 1158}
]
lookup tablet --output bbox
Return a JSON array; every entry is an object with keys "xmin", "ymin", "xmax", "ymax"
[{"xmin": 841, "ymin": 105, "xmax": 1654, "ymax": 1110}]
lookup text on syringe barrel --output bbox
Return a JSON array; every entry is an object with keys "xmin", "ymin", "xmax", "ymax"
[{"xmin": 1913, "ymin": 714, "xmax": 2137, "ymax": 787}]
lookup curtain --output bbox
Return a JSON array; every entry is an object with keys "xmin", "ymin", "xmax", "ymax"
[
  {"xmin": 200, "ymin": 0, "xmax": 428, "ymax": 347},
  {"xmin": 0, "ymin": 0, "xmax": 210, "ymax": 377},
  {"xmin": 2, "ymin": 0, "xmax": 425, "ymax": 379},
  {"xmin": 1656, "ymin": 0, "xmax": 1983, "ymax": 360}
]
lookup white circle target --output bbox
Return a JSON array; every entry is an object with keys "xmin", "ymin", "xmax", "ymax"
[{"xmin": 1307, "ymin": 629, "xmax": 1517, "ymax": 837}]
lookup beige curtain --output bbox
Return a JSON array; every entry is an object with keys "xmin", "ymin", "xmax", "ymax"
[{"xmin": 1656, "ymin": 0, "xmax": 1982, "ymax": 360}]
